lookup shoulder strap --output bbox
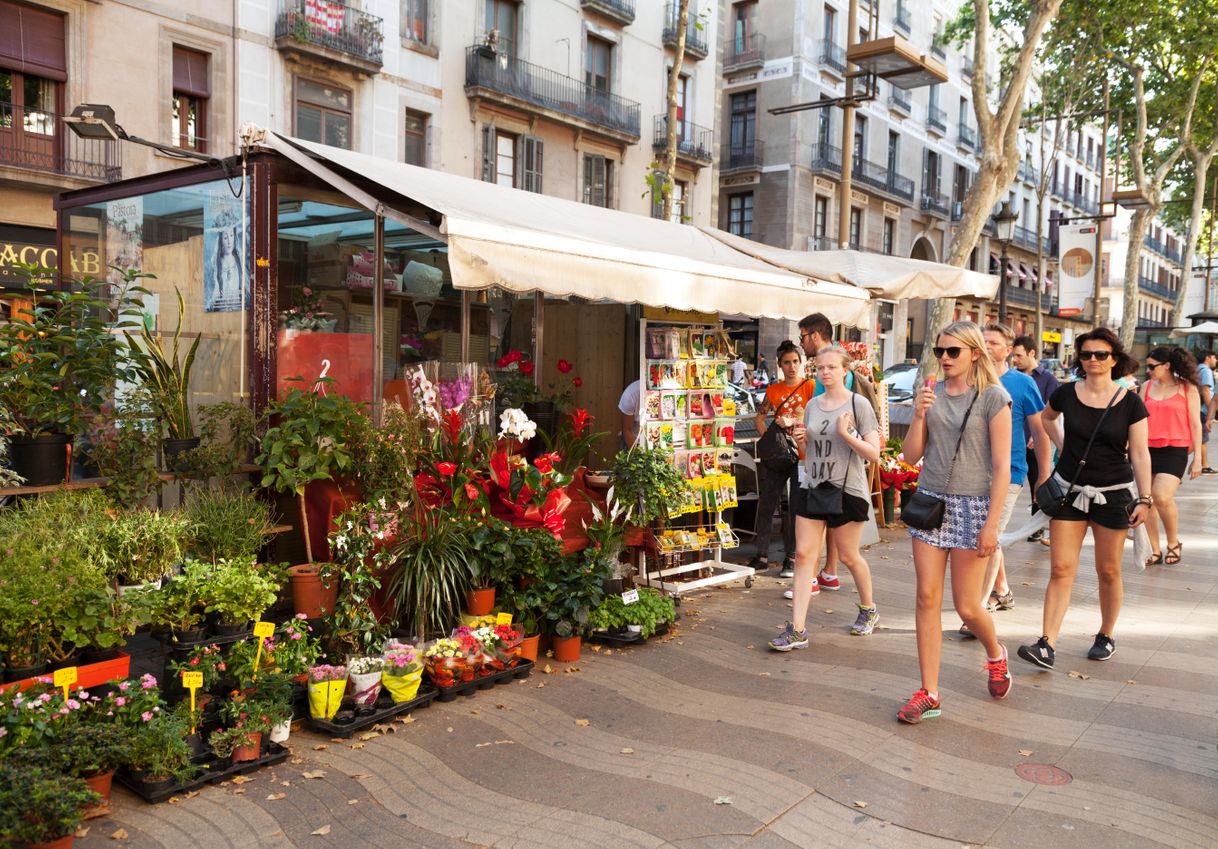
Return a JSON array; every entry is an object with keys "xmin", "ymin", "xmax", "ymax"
[
  {"xmin": 1062, "ymin": 387, "xmax": 1123, "ymax": 491},
  {"xmin": 770, "ymin": 380, "xmax": 808, "ymax": 421},
  {"xmin": 942, "ymin": 389, "xmax": 980, "ymax": 491}
]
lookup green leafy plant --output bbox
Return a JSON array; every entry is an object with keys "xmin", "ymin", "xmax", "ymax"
[
  {"xmin": 140, "ymin": 566, "xmax": 207, "ymax": 637},
  {"xmin": 353, "ymin": 400, "xmax": 420, "ymax": 506},
  {"xmin": 588, "ymin": 587, "xmax": 675, "ymax": 639},
  {"xmin": 180, "ymin": 401, "xmax": 258, "ymax": 480},
  {"xmin": 97, "ymin": 507, "xmax": 190, "ymax": 586},
  {"xmin": 537, "ymin": 552, "xmax": 612, "ymax": 638},
  {"xmin": 167, "ymin": 643, "xmax": 227, "ymax": 691},
  {"xmin": 124, "ymin": 287, "xmax": 201, "ymax": 440},
  {"xmin": 20, "ymin": 721, "xmax": 134, "ymax": 779},
  {"xmin": 127, "ymin": 714, "xmax": 196, "ymax": 781},
  {"xmin": 327, "ymin": 505, "xmax": 393, "ymax": 657},
  {"xmin": 85, "ymin": 392, "xmax": 162, "ymax": 509},
  {"xmin": 198, "ymin": 557, "xmax": 280, "ymax": 626},
  {"xmin": 55, "ymin": 584, "xmax": 139, "ymax": 656},
  {"xmin": 182, "ymin": 484, "xmax": 274, "ymax": 563},
  {"xmin": 0, "ymin": 762, "xmax": 100, "ymax": 845},
  {"xmin": 208, "ymin": 725, "xmax": 258, "ymax": 760},
  {"xmin": 257, "ymin": 378, "xmax": 369, "ymax": 563},
  {"xmin": 611, "ymin": 447, "xmax": 692, "ymax": 525},
  {"xmin": 385, "ymin": 511, "xmax": 474, "ymax": 641}
]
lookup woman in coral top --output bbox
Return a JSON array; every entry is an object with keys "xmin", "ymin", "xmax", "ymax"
[{"xmin": 1141, "ymin": 346, "xmax": 1203, "ymax": 565}]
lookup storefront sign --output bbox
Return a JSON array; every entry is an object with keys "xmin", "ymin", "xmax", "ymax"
[
  {"xmin": 1042, "ymin": 331, "xmax": 1062, "ymax": 343},
  {"xmin": 643, "ymin": 306, "xmax": 718, "ymax": 324},
  {"xmin": 0, "ymin": 226, "xmax": 102, "ymax": 286},
  {"xmin": 1057, "ymin": 223, "xmax": 1096, "ymax": 316}
]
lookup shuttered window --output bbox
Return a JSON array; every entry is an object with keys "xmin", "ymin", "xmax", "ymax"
[
  {"xmin": 582, "ymin": 154, "xmax": 612, "ymax": 208},
  {"xmin": 519, "ymin": 135, "xmax": 543, "ymax": 193},
  {"xmin": 171, "ymin": 47, "xmax": 209, "ymax": 152},
  {"xmin": 0, "ymin": 1, "xmax": 66, "ymax": 81}
]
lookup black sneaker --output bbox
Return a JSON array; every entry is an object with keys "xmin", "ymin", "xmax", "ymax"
[
  {"xmin": 1088, "ymin": 633, "xmax": 1116, "ymax": 661},
  {"xmin": 1027, "ymin": 529, "xmax": 1045, "ymax": 543},
  {"xmin": 747, "ymin": 557, "xmax": 770, "ymax": 572},
  {"xmin": 778, "ymin": 556, "xmax": 795, "ymax": 578},
  {"xmin": 1017, "ymin": 637, "xmax": 1055, "ymax": 669}
]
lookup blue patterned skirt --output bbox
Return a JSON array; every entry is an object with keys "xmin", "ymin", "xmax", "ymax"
[{"xmin": 907, "ymin": 488, "xmax": 992, "ymax": 551}]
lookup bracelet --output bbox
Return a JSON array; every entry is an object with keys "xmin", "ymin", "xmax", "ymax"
[{"xmin": 1137, "ymin": 495, "xmax": 1152, "ymax": 506}]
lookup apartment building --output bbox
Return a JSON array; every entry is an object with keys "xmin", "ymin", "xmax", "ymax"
[{"xmin": 1102, "ymin": 205, "xmax": 1185, "ymax": 334}]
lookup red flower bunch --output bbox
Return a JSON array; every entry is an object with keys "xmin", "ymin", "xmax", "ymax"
[
  {"xmin": 487, "ymin": 448, "xmax": 571, "ymax": 537},
  {"xmin": 547, "ymin": 407, "xmax": 607, "ymax": 476},
  {"xmin": 415, "ymin": 407, "xmax": 491, "ymax": 512}
]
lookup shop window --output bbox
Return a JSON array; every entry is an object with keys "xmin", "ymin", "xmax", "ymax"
[
  {"xmin": 882, "ymin": 217, "xmax": 895, "ymax": 255},
  {"xmin": 172, "ymin": 46, "xmax": 209, "ymax": 153},
  {"xmin": 404, "ymin": 110, "xmax": 428, "ymax": 166},
  {"xmin": 295, "ymin": 79, "xmax": 352, "ymax": 150},
  {"xmin": 402, "ymin": 0, "xmax": 429, "ymax": 45},
  {"xmin": 583, "ymin": 154, "xmax": 612, "ymax": 208},
  {"xmin": 728, "ymin": 193, "xmax": 753, "ymax": 239}
]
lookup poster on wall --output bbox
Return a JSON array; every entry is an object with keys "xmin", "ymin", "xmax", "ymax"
[
  {"xmin": 105, "ymin": 197, "xmax": 143, "ymax": 289},
  {"xmin": 1057, "ymin": 223, "xmax": 1096, "ymax": 317},
  {"xmin": 204, "ymin": 190, "xmax": 247, "ymax": 312}
]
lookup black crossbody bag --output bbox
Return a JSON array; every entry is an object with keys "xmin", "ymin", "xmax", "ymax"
[
  {"xmin": 902, "ymin": 390, "xmax": 978, "ymax": 531},
  {"xmin": 1034, "ymin": 387, "xmax": 1122, "ymax": 516},
  {"xmin": 756, "ymin": 380, "xmax": 809, "ymax": 472},
  {"xmin": 804, "ymin": 394, "xmax": 859, "ymax": 515}
]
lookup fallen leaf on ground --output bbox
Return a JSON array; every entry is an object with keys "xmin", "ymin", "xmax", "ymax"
[
  {"xmin": 290, "ymin": 758, "xmax": 304, "ymax": 765},
  {"xmin": 475, "ymin": 742, "xmax": 492, "ymax": 748},
  {"xmin": 713, "ymin": 796, "xmax": 732, "ymax": 805},
  {"xmin": 266, "ymin": 793, "xmax": 287, "ymax": 801},
  {"xmin": 824, "ymin": 609, "xmax": 833, "ymax": 614},
  {"xmin": 590, "ymin": 644, "xmax": 602, "ymax": 653},
  {"xmin": 542, "ymin": 664, "xmax": 554, "ymax": 674},
  {"xmin": 746, "ymin": 645, "xmax": 755, "ymax": 649},
  {"xmin": 603, "ymin": 649, "xmax": 612, "ymax": 656},
  {"xmin": 348, "ymin": 799, "xmax": 359, "ymax": 805},
  {"xmin": 358, "ymin": 732, "xmax": 379, "ymax": 741},
  {"xmin": 1021, "ymin": 582, "xmax": 1032, "ymax": 586},
  {"xmin": 349, "ymin": 743, "xmax": 366, "ymax": 750},
  {"xmin": 313, "ymin": 744, "xmax": 328, "ymax": 751},
  {"xmin": 853, "ymin": 801, "xmax": 868, "ymax": 809},
  {"xmin": 185, "ymin": 790, "xmax": 201, "ymax": 798},
  {"xmin": 621, "ymin": 747, "xmax": 635, "ymax": 754},
  {"xmin": 230, "ymin": 775, "xmax": 252, "ymax": 785},
  {"xmin": 1125, "ymin": 680, "xmax": 1137, "ymax": 685},
  {"xmin": 75, "ymin": 827, "xmax": 90, "ymax": 838},
  {"xmin": 232, "ymin": 788, "xmax": 246, "ymax": 795},
  {"xmin": 494, "ymin": 740, "xmax": 514, "ymax": 745},
  {"xmin": 1066, "ymin": 670, "xmax": 1091, "ymax": 680},
  {"xmin": 396, "ymin": 714, "xmax": 415, "ymax": 724},
  {"xmin": 495, "ymin": 703, "xmax": 507, "ymax": 710},
  {"xmin": 1018, "ymin": 750, "xmax": 1033, "ymax": 757},
  {"xmin": 301, "ymin": 770, "xmax": 326, "ymax": 780},
  {"xmin": 311, "ymin": 825, "xmax": 331, "ymax": 836},
  {"xmin": 279, "ymin": 782, "xmax": 290, "ymax": 788},
  {"xmin": 469, "ymin": 708, "xmax": 481, "ymax": 715},
  {"xmin": 759, "ymin": 672, "xmax": 771, "ymax": 676},
  {"xmin": 575, "ymin": 718, "xmax": 590, "ymax": 727},
  {"xmin": 349, "ymin": 773, "xmax": 370, "ymax": 780},
  {"xmin": 371, "ymin": 724, "xmax": 392, "ymax": 733},
  {"xmin": 110, "ymin": 828, "xmax": 128, "ymax": 840},
  {"xmin": 536, "ymin": 682, "xmax": 545, "ymax": 688}
]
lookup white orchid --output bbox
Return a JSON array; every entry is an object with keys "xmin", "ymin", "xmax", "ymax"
[{"xmin": 498, "ymin": 408, "xmax": 537, "ymax": 442}]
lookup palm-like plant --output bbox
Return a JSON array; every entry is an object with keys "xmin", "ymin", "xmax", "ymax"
[
  {"xmin": 386, "ymin": 514, "xmax": 475, "ymax": 641},
  {"xmin": 124, "ymin": 288, "xmax": 200, "ymax": 440}
]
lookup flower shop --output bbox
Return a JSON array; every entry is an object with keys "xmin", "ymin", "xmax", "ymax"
[{"xmin": 0, "ymin": 130, "xmax": 942, "ymax": 841}]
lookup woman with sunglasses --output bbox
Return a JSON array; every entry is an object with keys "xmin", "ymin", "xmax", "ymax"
[
  {"xmin": 1138, "ymin": 347, "xmax": 1201, "ymax": 566},
  {"xmin": 1018, "ymin": 327, "xmax": 1151, "ymax": 669},
  {"xmin": 897, "ymin": 322, "xmax": 1013, "ymax": 724}
]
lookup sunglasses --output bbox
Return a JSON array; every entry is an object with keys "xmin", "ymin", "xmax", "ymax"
[
  {"xmin": 932, "ymin": 346, "xmax": 965, "ymax": 359},
  {"xmin": 1147, "ymin": 361, "xmax": 1163, "ymax": 370},
  {"xmin": 1078, "ymin": 350, "xmax": 1112, "ymax": 361}
]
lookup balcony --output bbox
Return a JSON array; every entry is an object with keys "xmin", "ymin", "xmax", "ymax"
[
  {"xmin": 926, "ymin": 105, "xmax": 947, "ymax": 134},
  {"xmin": 580, "ymin": 0, "xmax": 635, "ymax": 26},
  {"xmin": 1064, "ymin": 189, "xmax": 1098, "ymax": 215},
  {"xmin": 888, "ymin": 87, "xmax": 912, "ymax": 114},
  {"xmin": 465, "ymin": 46, "xmax": 641, "ymax": 142},
  {"xmin": 810, "ymin": 235, "xmax": 837, "ymax": 251},
  {"xmin": 1138, "ymin": 275, "xmax": 1176, "ymax": 300},
  {"xmin": 652, "ymin": 116, "xmax": 713, "ymax": 166},
  {"xmin": 920, "ymin": 191, "xmax": 950, "ymax": 218},
  {"xmin": 957, "ymin": 124, "xmax": 977, "ymax": 151},
  {"xmin": 931, "ymin": 35, "xmax": 947, "ymax": 60},
  {"xmin": 1012, "ymin": 225, "xmax": 1052, "ymax": 254},
  {"xmin": 721, "ymin": 139, "xmax": 763, "ymax": 172},
  {"xmin": 274, "ymin": 0, "xmax": 384, "ymax": 74},
  {"xmin": 819, "ymin": 40, "xmax": 847, "ymax": 75},
  {"xmin": 894, "ymin": 5, "xmax": 911, "ymax": 35},
  {"xmin": 1018, "ymin": 161, "xmax": 1039, "ymax": 186},
  {"xmin": 1144, "ymin": 234, "xmax": 1183, "ymax": 265},
  {"xmin": 962, "ymin": 55, "xmax": 974, "ymax": 79},
  {"xmin": 663, "ymin": 3, "xmax": 708, "ymax": 59},
  {"xmin": 724, "ymin": 33, "xmax": 766, "ymax": 72},
  {"xmin": 0, "ymin": 104, "xmax": 121, "ymax": 184},
  {"xmin": 808, "ymin": 143, "xmax": 915, "ymax": 204}
]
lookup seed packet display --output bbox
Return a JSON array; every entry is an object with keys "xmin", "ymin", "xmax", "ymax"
[
  {"xmin": 713, "ymin": 363, "xmax": 729, "ymax": 386},
  {"xmin": 716, "ymin": 447, "xmax": 734, "ymax": 472},
  {"xmin": 718, "ymin": 476, "xmax": 738, "ymax": 510},
  {"xmin": 715, "ymin": 521, "xmax": 737, "ymax": 549},
  {"xmin": 685, "ymin": 361, "xmax": 700, "ymax": 389},
  {"xmin": 644, "ymin": 391, "xmax": 662, "ymax": 420},
  {"xmin": 710, "ymin": 392, "xmax": 725, "ymax": 416},
  {"xmin": 687, "ymin": 450, "xmax": 704, "ymax": 478},
  {"xmin": 647, "ymin": 363, "xmax": 663, "ymax": 389},
  {"xmin": 665, "ymin": 328, "xmax": 682, "ymax": 359},
  {"xmin": 660, "ymin": 391, "xmax": 678, "ymax": 420},
  {"xmin": 674, "ymin": 392, "xmax": 687, "ymax": 419},
  {"xmin": 703, "ymin": 333, "xmax": 720, "ymax": 359},
  {"xmin": 688, "ymin": 391, "xmax": 704, "ymax": 419},
  {"xmin": 714, "ymin": 419, "xmax": 735, "ymax": 447},
  {"xmin": 701, "ymin": 449, "xmax": 717, "ymax": 474},
  {"xmin": 646, "ymin": 328, "xmax": 667, "ymax": 359},
  {"xmin": 677, "ymin": 329, "xmax": 692, "ymax": 359},
  {"xmin": 698, "ymin": 391, "xmax": 715, "ymax": 418},
  {"xmin": 722, "ymin": 398, "xmax": 737, "ymax": 417},
  {"xmin": 645, "ymin": 422, "xmax": 673, "ymax": 451},
  {"xmin": 687, "ymin": 421, "xmax": 706, "ymax": 448},
  {"xmin": 670, "ymin": 361, "xmax": 688, "ymax": 389},
  {"xmin": 690, "ymin": 331, "xmax": 706, "ymax": 359}
]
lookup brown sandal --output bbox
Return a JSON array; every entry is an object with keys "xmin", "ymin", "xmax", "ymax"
[
  {"xmin": 1165, "ymin": 543, "xmax": 1182, "ymax": 565},
  {"xmin": 1146, "ymin": 551, "xmax": 1163, "ymax": 566}
]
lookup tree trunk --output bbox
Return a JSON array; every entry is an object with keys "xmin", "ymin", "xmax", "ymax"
[
  {"xmin": 1171, "ymin": 151, "xmax": 1216, "ymax": 328},
  {"xmin": 1121, "ymin": 208, "xmax": 1151, "ymax": 349},
  {"xmin": 660, "ymin": 0, "xmax": 691, "ymax": 223}
]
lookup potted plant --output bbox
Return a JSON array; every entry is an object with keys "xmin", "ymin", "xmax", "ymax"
[
  {"xmin": 611, "ymin": 447, "xmax": 692, "ymax": 541},
  {"xmin": 381, "ymin": 643, "xmax": 423, "ymax": 703},
  {"xmin": 347, "ymin": 655, "xmax": 384, "ymax": 708},
  {"xmin": 306, "ymin": 664, "xmax": 347, "ymax": 721},
  {"xmin": 266, "ymin": 615, "xmax": 322, "ymax": 681},
  {"xmin": 182, "ymin": 484, "xmax": 274, "ymax": 564},
  {"xmin": 178, "ymin": 401, "xmax": 258, "ymax": 481},
  {"xmin": 124, "ymin": 287, "xmax": 202, "ymax": 470},
  {"xmin": 98, "ymin": 507, "xmax": 190, "ymax": 592},
  {"xmin": 199, "ymin": 557, "xmax": 280, "ymax": 636},
  {"xmin": 209, "ymin": 724, "xmax": 260, "ymax": 765},
  {"xmin": 0, "ymin": 762, "xmax": 100, "ymax": 849},
  {"xmin": 141, "ymin": 567, "xmax": 207, "ymax": 643},
  {"xmin": 385, "ymin": 511, "xmax": 475, "ymax": 641},
  {"xmin": 248, "ymin": 672, "xmax": 295, "ymax": 744},
  {"xmin": 540, "ymin": 551, "xmax": 613, "ymax": 662},
  {"xmin": 38, "ymin": 722, "xmax": 133, "ymax": 806},
  {"xmin": 460, "ymin": 515, "xmax": 513, "ymax": 615},
  {"xmin": 583, "ymin": 486, "xmax": 634, "ymax": 594},
  {"xmin": 422, "ymin": 639, "xmax": 472, "ymax": 690},
  {"xmin": 84, "ymin": 392, "xmax": 162, "ymax": 510},
  {"xmin": 167, "ymin": 642, "xmax": 226, "ymax": 699},
  {"xmin": 126, "ymin": 714, "xmax": 196, "ymax": 792},
  {"xmin": 218, "ymin": 689, "xmax": 273, "ymax": 759},
  {"xmin": 589, "ymin": 587, "xmax": 676, "ymax": 639}
]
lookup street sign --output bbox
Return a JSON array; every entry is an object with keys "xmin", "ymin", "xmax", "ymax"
[
  {"xmin": 1042, "ymin": 331, "xmax": 1062, "ymax": 343},
  {"xmin": 1057, "ymin": 224, "xmax": 1096, "ymax": 317}
]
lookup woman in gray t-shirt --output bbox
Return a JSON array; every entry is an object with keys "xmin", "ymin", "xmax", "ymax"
[
  {"xmin": 768, "ymin": 347, "xmax": 882, "ymax": 652},
  {"xmin": 897, "ymin": 321, "xmax": 1013, "ymax": 726}
]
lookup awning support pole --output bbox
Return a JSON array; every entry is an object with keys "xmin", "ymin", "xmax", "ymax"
[
  {"xmin": 373, "ymin": 214, "xmax": 385, "ymax": 427},
  {"xmin": 461, "ymin": 290, "xmax": 471, "ymax": 362},
  {"xmin": 533, "ymin": 291, "xmax": 544, "ymax": 390}
]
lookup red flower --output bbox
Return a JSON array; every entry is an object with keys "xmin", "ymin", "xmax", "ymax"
[
  {"xmin": 519, "ymin": 361, "xmax": 535, "ymax": 376},
  {"xmin": 465, "ymin": 483, "xmax": 481, "ymax": 501},
  {"xmin": 436, "ymin": 462, "xmax": 457, "ymax": 476},
  {"xmin": 573, "ymin": 376, "xmax": 583, "ymax": 388},
  {"xmin": 441, "ymin": 409, "xmax": 463, "ymax": 445},
  {"xmin": 505, "ymin": 349, "xmax": 523, "ymax": 364},
  {"xmin": 569, "ymin": 408, "xmax": 593, "ymax": 437},
  {"xmin": 534, "ymin": 455, "xmax": 553, "ymax": 474},
  {"xmin": 496, "ymin": 355, "xmax": 510, "ymax": 368},
  {"xmin": 557, "ymin": 359, "xmax": 573, "ymax": 374}
]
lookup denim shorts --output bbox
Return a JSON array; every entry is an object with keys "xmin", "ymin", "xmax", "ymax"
[{"xmin": 907, "ymin": 488, "xmax": 992, "ymax": 551}]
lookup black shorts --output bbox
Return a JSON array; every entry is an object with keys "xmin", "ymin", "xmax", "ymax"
[
  {"xmin": 795, "ymin": 490, "xmax": 871, "ymax": 527},
  {"xmin": 1149, "ymin": 446, "xmax": 1188, "ymax": 479},
  {"xmin": 1051, "ymin": 486, "xmax": 1134, "ymax": 530}
]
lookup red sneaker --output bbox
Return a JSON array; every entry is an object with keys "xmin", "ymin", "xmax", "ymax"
[
  {"xmin": 986, "ymin": 645, "xmax": 1012, "ymax": 700},
  {"xmin": 816, "ymin": 570, "xmax": 840, "ymax": 591},
  {"xmin": 897, "ymin": 689, "xmax": 941, "ymax": 724}
]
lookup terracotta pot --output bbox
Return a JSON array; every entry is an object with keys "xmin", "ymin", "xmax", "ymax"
[
  {"xmin": 288, "ymin": 564, "xmax": 339, "ymax": 618},
  {"xmin": 231, "ymin": 732, "xmax": 262, "ymax": 763},
  {"xmin": 623, "ymin": 526, "xmax": 646, "ymax": 547},
  {"xmin": 27, "ymin": 834, "xmax": 75, "ymax": 849},
  {"xmin": 83, "ymin": 770, "xmax": 114, "ymax": 803},
  {"xmin": 464, "ymin": 586, "xmax": 496, "ymax": 616},
  {"xmin": 518, "ymin": 634, "xmax": 541, "ymax": 662},
  {"xmin": 551, "ymin": 635, "xmax": 582, "ymax": 663}
]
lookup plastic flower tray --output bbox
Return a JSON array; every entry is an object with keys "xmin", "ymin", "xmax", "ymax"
[
  {"xmin": 431, "ymin": 659, "xmax": 534, "ymax": 701},
  {"xmin": 116, "ymin": 743, "xmax": 290, "ymax": 804},
  {"xmin": 308, "ymin": 684, "xmax": 438, "ymax": 738}
]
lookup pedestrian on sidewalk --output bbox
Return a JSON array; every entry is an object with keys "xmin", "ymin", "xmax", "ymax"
[
  {"xmin": 957, "ymin": 324, "xmax": 1052, "ymax": 639},
  {"xmin": 897, "ymin": 322, "xmax": 1013, "ymax": 724},
  {"xmin": 1195, "ymin": 350, "xmax": 1215, "ymax": 473},
  {"xmin": 1012, "ymin": 335, "xmax": 1060, "ymax": 544},
  {"xmin": 1017, "ymin": 328, "xmax": 1152, "ymax": 670},
  {"xmin": 768, "ymin": 346, "xmax": 882, "ymax": 651},
  {"xmin": 751, "ymin": 341, "xmax": 816, "ymax": 577},
  {"xmin": 1139, "ymin": 347, "xmax": 1202, "ymax": 566}
]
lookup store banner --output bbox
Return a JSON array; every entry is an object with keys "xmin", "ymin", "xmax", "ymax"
[
  {"xmin": 105, "ymin": 197, "xmax": 143, "ymax": 290},
  {"xmin": 1057, "ymin": 223, "xmax": 1096, "ymax": 317}
]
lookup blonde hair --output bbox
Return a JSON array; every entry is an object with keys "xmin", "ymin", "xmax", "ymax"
[
  {"xmin": 983, "ymin": 321, "xmax": 1014, "ymax": 344},
  {"xmin": 815, "ymin": 344, "xmax": 853, "ymax": 370},
  {"xmin": 939, "ymin": 321, "xmax": 1000, "ymax": 395}
]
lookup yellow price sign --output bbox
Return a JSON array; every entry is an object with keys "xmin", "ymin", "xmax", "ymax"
[
  {"xmin": 495, "ymin": 612, "xmax": 513, "ymax": 626},
  {"xmin": 181, "ymin": 670, "xmax": 203, "ymax": 734},
  {"xmin": 53, "ymin": 666, "xmax": 78, "ymax": 699},
  {"xmin": 252, "ymin": 621, "xmax": 275, "ymax": 638}
]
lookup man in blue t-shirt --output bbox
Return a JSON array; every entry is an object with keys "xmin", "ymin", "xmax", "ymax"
[
  {"xmin": 1198, "ymin": 351, "xmax": 1216, "ymax": 473},
  {"xmin": 958, "ymin": 325, "xmax": 1053, "ymax": 637}
]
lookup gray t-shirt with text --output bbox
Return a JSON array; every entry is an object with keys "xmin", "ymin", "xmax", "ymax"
[
  {"xmin": 917, "ymin": 383, "xmax": 1011, "ymax": 496},
  {"xmin": 802, "ymin": 393, "xmax": 880, "ymax": 499}
]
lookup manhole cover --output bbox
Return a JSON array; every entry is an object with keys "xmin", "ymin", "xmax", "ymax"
[{"xmin": 1015, "ymin": 763, "xmax": 1073, "ymax": 785}]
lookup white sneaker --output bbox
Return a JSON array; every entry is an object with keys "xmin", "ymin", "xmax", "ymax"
[{"xmin": 782, "ymin": 580, "xmax": 819, "ymax": 601}]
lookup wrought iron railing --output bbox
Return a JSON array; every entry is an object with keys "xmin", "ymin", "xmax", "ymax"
[
  {"xmin": 275, "ymin": 0, "xmax": 384, "ymax": 66},
  {"xmin": 927, "ymin": 105, "xmax": 947, "ymax": 133},
  {"xmin": 920, "ymin": 191, "xmax": 949, "ymax": 217},
  {"xmin": 722, "ymin": 139, "xmax": 764, "ymax": 170},
  {"xmin": 652, "ymin": 115, "xmax": 713, "ymax": 163},
  {"xmin": 810, "ymin": 235, "xmax": 836, "ymax": 251},
  {"xmin": 0, "ymin": 104, "xmax": 121, "ymax": 182},
  {"xmin": 1138, "ymin": 275, "xmax": 1176, "ymax": 300},
  {"xmin": 580, "ymin": 0, "xmax": 635, "ymax": 25},
  {"xmin": 957, "ymin": 124, "xmax": 977, "ymax": 150},
  {"xmin": 888, "ymin": 87, "xmax": 911, "ymax": 113},
  {"xmin": 725, "ymin": 33, "xmax": 766, "ymax": 69},
  {"xmin": 465, "ymin": 46, "xmax": 641, "ymax": 138},
  {"xmin": 663, "ymin": 3, "xmax": 708, "ymax": 57},
  {"xmin": 807, "ymin": 143, "xmax": 915, "ymax": 202},
  {"xmin": 819, "ymin": 40, "xmax": 846, "ymax": 74}
]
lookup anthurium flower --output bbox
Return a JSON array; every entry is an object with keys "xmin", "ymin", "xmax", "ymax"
[{"xmin": 436, "ymin": 462, "xmax": 457, "ymax": 476}]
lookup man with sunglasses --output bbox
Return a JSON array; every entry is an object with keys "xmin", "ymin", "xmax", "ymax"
[
  {"xmin": 1197, "ymin": 351, "xmax": 1215, "ymax": 473},
  {"xmin": 1013, "ymin": 336, "xmax": 1060, "ymax": 542}
]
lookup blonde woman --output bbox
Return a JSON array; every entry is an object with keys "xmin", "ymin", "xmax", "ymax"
[
  {"xmin": 898, "ymin": 322, "xmax": 1013, "ymax": 724},
  {"xmin": 768, "ymin": 347, "xmax": 882, "ymax": 651}
]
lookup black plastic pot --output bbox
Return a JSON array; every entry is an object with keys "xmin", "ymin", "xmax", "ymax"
[
  {"xmin": 212, "ymin": 621, "xmax": 250, "ymax": 637},
  {"xmin": 174, "ymin": 626, "xmax": 208, "ymax": 644},
  {"xmin": 4, "ymin": 661, "xmax": 47, "ymax": 683},
  {"xmin": 162, "ymin": 437, "xmax": 201, "ymax": 473},
  {"xmin": 8, "ymin": 432, "xmax": 72, "ymax": 486}
]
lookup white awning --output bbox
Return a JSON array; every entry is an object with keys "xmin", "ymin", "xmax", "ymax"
[
  {"xmin": 704, "ymin": 226, "xmax": 999, "ymax": 300},
  {"xmin": 258, "ymin": 132, "xmax": 872, "ymax": 326}
]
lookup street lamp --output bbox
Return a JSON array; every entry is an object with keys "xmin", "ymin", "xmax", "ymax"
[
  {"xmin": 992, "ymin": 200, "xmax": 1019, "ymax": 324},
  {"xmin": 64, "ymin": 103, "xmax": 226, "ymax": 168}
]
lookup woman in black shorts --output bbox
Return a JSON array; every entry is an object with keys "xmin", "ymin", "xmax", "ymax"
[
  {"xmin": 1018, "ymin": 328, "xmax": 1152, "ymax": 668},
  {"xmin": 1140, "ymin": 347, "xmax": 1202, "ymax": 565}
]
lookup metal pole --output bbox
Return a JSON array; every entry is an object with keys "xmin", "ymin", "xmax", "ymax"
[
  {"xmin": 460, "ymin": 290, "xmax": 471, "ymax": 362},
  {"xmin": 372, "ymin": 214, "xmax": 385, "ymax": 427},
  {"xmin": 1035, "ymin": 105, "xmax": 1046, "ymax": 349},
  {"xmin": 533, "ymin": 291, "xmax": 544, "ymax": 390},
  {"xmin": 1207, "ymin": 174, "xmax": 1218, "ymax": 313},
  {"xmin": 1095, "ymin": 78, "xmax": 1110, "ymax": 323},
  {"xmin": 836, "ymin": 0, "xmax": 859, "ymax": 248},
  {"xmin": 999, "ymin": 242, "xmax": 1009, "ymax": 323}
]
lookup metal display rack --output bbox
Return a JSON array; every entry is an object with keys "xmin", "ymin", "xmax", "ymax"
[{"xmin": 633, "ymin": 319, "xmax": 756, "ymax": 596}]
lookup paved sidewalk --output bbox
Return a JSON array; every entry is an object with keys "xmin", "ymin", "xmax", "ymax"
[{"xmin": 82, "ymin": 483, "xmax": 1218, "ymax": 849}]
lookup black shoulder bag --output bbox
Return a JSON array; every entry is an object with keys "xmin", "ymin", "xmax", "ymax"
[
  {"xmin": 804, "ymin": 394, "xmax": 859, "ymax": 515},
  {"xmin": 902, "ymin": 390, "xmax": 979, "ymax": 530},
  {"xmin": 1034, "ymin": 387, "xmax": 1122, "ymax": 516},
  {"xmin": 756, "ymin": 380, "xmax": 808, "ymax": 473}
]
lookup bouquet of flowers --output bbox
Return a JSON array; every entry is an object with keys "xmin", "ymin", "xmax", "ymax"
[
  {"xmin": 306, "ymin": 664, "xmax": 347, "ymax": 720},
  {"xmin": 382, "ymin": 643, "xmax": 423, "ymax": 703},
  {"xmin": 878, "ymin": 443, "xmax": 921, "ymax": 491},
  {"xmin": 279, "ymin": 286, "xmax": 331, "ymax": 331},
  {"xmin": 423, "ymin": 638, "xmax": 473, "ymax": 688}
]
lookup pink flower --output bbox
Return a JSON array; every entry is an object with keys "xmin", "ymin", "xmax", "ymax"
[
  {"xmin": 66, "ymin": 699, "xmax": 81, "ymax": 710},
  {"xmin": 39, "ymin": 693, "xmax": 52, "ymax": 703},
  {"xmin": 141, "ymin": 711, "xmax": 153, "ymax": 722},
  {"xmin": 118, "ymin": 682, "xmax": 130, "ymax": 691},
  {"xmin": 115, "ymin": 697, "xmax": 126, "ymax": 706},
  {"xmin": 295, "ymin": 613, "xmax": 307, "ymax": 620},
  {"xmin": 291, "ymin": 632, "xmax": 302, "ymax": 641}
]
